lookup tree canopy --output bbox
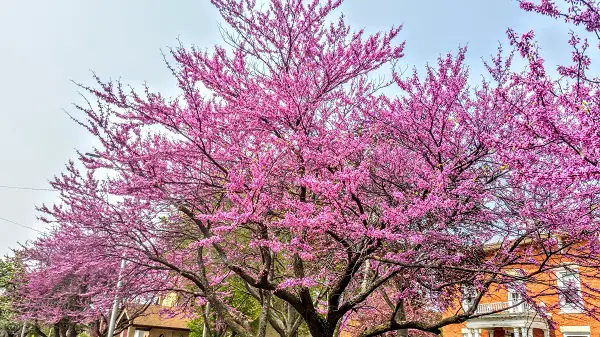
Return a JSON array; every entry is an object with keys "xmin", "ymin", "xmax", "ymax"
[{"xmin": 20, "ymin": 1, "xmax": 600, "ymax": 337}]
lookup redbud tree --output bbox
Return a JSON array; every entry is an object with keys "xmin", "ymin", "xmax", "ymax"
[
  {"xmin": 33, "ymin": 0, "xmax": 600, "ymax": 337},
  {"xmin": 15, "ymin": 228, "xmax": 157, "ymax": 337}
]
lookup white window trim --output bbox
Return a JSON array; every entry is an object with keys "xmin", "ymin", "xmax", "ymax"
[
  {"xmin": 560, "ymin": 326, "xmax": 590, "ymax": 337},
  {"xmin": 563, "ymin": 333, "xmax": 590, "ymax": 337},
  {"xmin": 557, "ymin": 237, "xmax": 564, "ymax": 249},
  {"xmin": 134, "ymin": 330, "xmax": 150, "ymax": 337},
  {"xmin": 507, "ymin": 287, "xmax": 525, "ymax": 313},
  {"xmin": 507, "ymin": 284, "xmax": 522, "ymax": 299},
  {"xmin": 556, "ymin": 266, "xmax": 585, "ymax": 314},
  {"xmin": 560, "ymin": 326, "xmax": 590, "ymax": 333},
  {"xmin": 461, "ymin": 285, "xmax": 477, "ymax": 312}
]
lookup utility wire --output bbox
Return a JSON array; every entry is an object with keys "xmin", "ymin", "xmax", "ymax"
[
  {"xmin": 0, "ymin": 185, "xmax": 56, "ymax": 192},
  {"xmin": 0, "ymin": 216, "xmax": 43, "ymax": 233}
]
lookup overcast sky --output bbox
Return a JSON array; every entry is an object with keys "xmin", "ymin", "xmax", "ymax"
[{"xmin": 0, "ymin": 0, "xmax": 580, "ymax": 256}]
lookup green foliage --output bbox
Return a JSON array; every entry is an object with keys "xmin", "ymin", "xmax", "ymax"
[
  {"xmin": 75, "ymin": 330, "xmax": 90, "ymax": 337},
  {"xmin": 187, "ymin": 317, "xmax": 205, "ymax": 337},
  {"xmin": 226, "ymin": 277, "xmax": 261, "ymax": 323},
  {"xmin": 0, "ymin": 259, "xmax": 15, "ymax": 288},
  {"xmin": 187, "ymin": 276, "xmax": 263, "ymax": 337},
  {"xmin": 0, "ymin": 255, "xmax": 22, "ymax": 337}
]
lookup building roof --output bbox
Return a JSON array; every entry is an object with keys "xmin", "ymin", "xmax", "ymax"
[
  {"xmin": 482, "ymin": 233, "xmax": 568, "ymax": 252},
  {"xmin": 125, "ymin": 305, "xmax": 191, "ymax": 331}
]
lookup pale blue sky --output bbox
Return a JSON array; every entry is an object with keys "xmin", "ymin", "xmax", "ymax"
[{"xmin": 0, "ymin": 0, "xmax": 583, "ymax": 255}]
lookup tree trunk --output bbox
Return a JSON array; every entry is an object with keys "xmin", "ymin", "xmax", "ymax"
[
  {"xmin": 285, "ymin": 303, "xmax": 299, "ymax": 337},
  {"xmin": 89, "ymin": 320, "xmax": 100, "ymax": 337},
  {"xmin": 66, "ymin": 323, "xmax": 76, "ymax": 337},
  {"xmin": 256, "ymin": 290, "xmax": 272, "ymax": 337},
  {"xmin": 30, "ymin": 324, "xmax": 48, "ymax": 337},
  {"xmin": 201, "ymin": 303, "xmax": 211, "ymax": 337},
  {"xmin": 52, "ymin": 324, "xmax": 59, "ymax": 337},
  {"xmin": 305, "ymin": 318, "xmax": 334, "ymax": 337},
  {"xmin": 395, "ymin": 299, "xmax": 408, "ymax": 337}
]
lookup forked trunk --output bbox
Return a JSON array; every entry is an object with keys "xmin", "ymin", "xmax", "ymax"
[{"xmin": 305, "ymin": 321, "xmax": 335, "ymax": 337}]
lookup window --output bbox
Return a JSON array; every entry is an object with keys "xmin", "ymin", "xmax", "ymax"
[
  {"xmin": 556, "ymin": 266, "xmax": 584, "ymax": 313},
  {"xmin": 508, "ymin": 286, "xmax": 523, "ymax": 312},
  {"xmin": 507, "ymin": 280, "xmax": 528, "ymax": 313},
  {"xmin": 462, "ymin": 285, "xmax": 477, "ymax": 312},
  {"xmin": 556, "ymin": 237, "xmax": 564, "ymax": 250}
]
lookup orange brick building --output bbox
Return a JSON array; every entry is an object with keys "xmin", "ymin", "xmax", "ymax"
[{"xmin": 442, "ymin": 240, "xmax": 600, "ymax": 337}]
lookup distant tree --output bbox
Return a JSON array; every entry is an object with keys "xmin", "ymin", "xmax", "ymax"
[
  {"xmin": 0, "ymin": 255, "xmax": 24, "ymax": 337},
  {"xmin": 16, "ymin": 229, "xmax": 152, "ymax": 337}
]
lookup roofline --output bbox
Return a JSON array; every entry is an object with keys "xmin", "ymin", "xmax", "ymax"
[
  {"xmin": 483, "ymin": 233, "xmax": 568, "ymax": 252},
  {"xmin": 129, "ymin": 325, "xmax": 190, "ymax": 332},
  {"xmin": 117, "ymin": 309, "xmax": 130, "ymax": 323}
]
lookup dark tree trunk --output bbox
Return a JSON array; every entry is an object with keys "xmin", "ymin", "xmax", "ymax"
[
  {"xmin": 66, "ymin": 323, "xmax": 76, "ymax": 337},
  {"xmin": 305, "ymin": 320, "xmax": 334, "ymax": 337},
  {"xmin": 89, "ymin": 320, "xmax": 100, "ymax": 337},
  {"xmin": 52, "ymin": 323, "xmax": 59, "ymax": 337},
  {"xmin": 396, "ymin": 299, "xmax": 408, "ymax": 337}
]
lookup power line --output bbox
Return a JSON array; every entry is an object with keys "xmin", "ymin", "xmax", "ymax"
[
  {"xmin": 0, "ymin": 216, "xmax": 43, "ymax": 233},
  {"xmin": 0, "ymin": 185, "xmax": 57, "ymax": 192}
]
